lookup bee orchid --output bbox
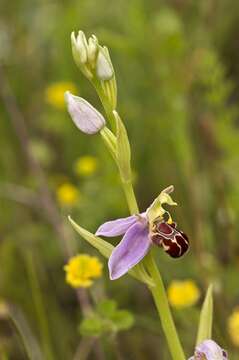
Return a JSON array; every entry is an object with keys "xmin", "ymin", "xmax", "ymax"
[{"xmin": 96, "ymin": 186, "xmax": 189, "ymax": 280}]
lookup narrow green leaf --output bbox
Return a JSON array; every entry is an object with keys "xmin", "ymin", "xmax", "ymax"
[
  {"xmin": 68, "ymin": 216, "xmax": 155, "ymax": 287},
  {"xmin": 196, "ymin": 284, "xmax": 213, "ymax": 345},
  {"xmin": 68, "ymin": 216, "xmax": 114, "ymax": 258},
  {"xmin": 8, "ymin": 304, "xmax": 44, "ymax": 360}
]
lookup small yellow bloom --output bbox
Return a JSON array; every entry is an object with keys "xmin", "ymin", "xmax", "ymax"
[
  {"xmin": 45, "ymin": 81, "xmax": 77, "ymax": 109},
  {"xmin": 57, "ymin": 182, "xmax": 79, "ymax": 206},
  {"xmin": 74, "ymin": 156, "xmax": 98, "ymax": 177},
  {"xmin": 167, "ymin": 280, "xmax": 200, "ymax": 308},
  {"xmin": 228, "ymin": 308, "xmax": 239, "ymax": 346},
  {"xmin": 64, "ymin": 254, "xmax": 103, "ymax": 288}
]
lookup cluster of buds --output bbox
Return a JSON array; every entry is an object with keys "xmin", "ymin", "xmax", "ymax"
[
  {"xmin": 71, "ymin": 31, "xmax": 113, "ymax": 81},
  {"xmin": 65, "ymin": 30, "xmax": 131, "ymax": 183},
  {"xmin": 71, "ymin": 31, "xmax": 117, "ymax": 110}
]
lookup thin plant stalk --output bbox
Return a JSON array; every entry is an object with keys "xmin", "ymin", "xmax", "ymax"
[
  {"xmin": 145, "ymin": 252, "xmax": 186, "ymax": 360},
  {"xmin": 121, "ymin": 180, "xmax": 139, "ymax": 214},
  {"xmin": 93, "ymin": 79, "xmax": 116, "ymax": 130}
]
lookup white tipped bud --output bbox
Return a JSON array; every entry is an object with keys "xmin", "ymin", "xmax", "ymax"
[
  {"xmin": 76, "ymin": 31, "xmax": 88, "ymax": 63},
  {"xmin": 71, "ymin": 31, "xmax": 88, "ymax": 66},
  {"xmin": 96, "ymin": 48, "xmax": 114, "ymax": 81},
  {"xmin": 87, "ymin": 35, "xmax": 98, "ymax": 64},
  {"xmin": 71, "ymin": 32, "xmax": 79, "ymax": 63},
  {"xmin": 65, "ymin": 92, "xmax": 106, "ymax": 135}
]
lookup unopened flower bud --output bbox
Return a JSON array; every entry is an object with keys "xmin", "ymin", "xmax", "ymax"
[
  {"xmin": 87, "ymin": 35, "xmax": 98, "ymax": 64},
  {"xmin": 65, "ymin": 91, "xmax": 106, "ymax": 135},
  {"xmin": 71, "ymin": 31, "xmax": 87, "ymax": 65},
  {"xmin": 96, "ymin": 47, "xmax": 114, "ymax": 81}
]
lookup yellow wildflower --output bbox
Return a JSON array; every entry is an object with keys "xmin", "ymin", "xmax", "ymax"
[
  {"xmin": 167, "ymin": 279, "xmax": 200, "ymax": 308},
  {"xmin": 64, "ymin": 254, "xmax": 103, "ymax": 288},
  {"xmin": 45, "ymin": 81, "xmax": 77, "ymax": 109},
  {"xmin": 57, "ymin": 182, "xmax": 79, "ymax": 206},
  {"xmin": 228, "ymin": 308, "xmax": 239, "ymax": 346},
  {"xmin": 74, "ymin": 156, "xmax": 98, "ymax": 177}
]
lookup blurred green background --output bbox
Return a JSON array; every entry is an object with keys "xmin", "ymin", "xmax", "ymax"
[{"xmin": 1, "ymin": 0, "xmax": 239, "ymax": 359}]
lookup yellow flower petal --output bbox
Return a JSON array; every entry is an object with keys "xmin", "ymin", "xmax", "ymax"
[
  {"xmin": 167, "ymin": 279, "xmax": 200, "ymax": 308},
  {"xmin": 64, "ymin": 254, "xmax": 103, "ymax": 289},
  {"xmin": 56, "ymin": 183, "xmax": 79, "ymax": 206},
  {"xmin": 228, "ymin": 308, "xmax": 239, "ymax": 346}
]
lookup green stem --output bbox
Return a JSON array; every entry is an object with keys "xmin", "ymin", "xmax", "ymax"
[
  {"xmin": 92, "ymin": 79, "xmax": 116, "ymax": 130},
  {"xmin": 121, "ymin": 180, "xmax": 139, "ymax": 214},
  {"xmin": 145, "ymin": 252, "xmax": 186, "ymax": 360}
]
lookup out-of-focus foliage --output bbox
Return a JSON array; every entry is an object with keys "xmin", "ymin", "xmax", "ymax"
[
  {"xmin": 0, "ymin": 0, "xmax": 239, "ymax": 359},
  {"xmin": 79, "ymin": 299, "xmax": 134, "ymax": 337}
]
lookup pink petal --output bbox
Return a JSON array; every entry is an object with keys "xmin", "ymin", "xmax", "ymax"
[
  {"xmin": 109, "ymin": 220, "xmax": 151, "ymax": 280},
  {"xmin": 95, "ymin": 215, "xmax": 139, "ymax": 237},
  {"xmin": 191, "ymin": 340, "xmax": 228, "ymax": 360}
]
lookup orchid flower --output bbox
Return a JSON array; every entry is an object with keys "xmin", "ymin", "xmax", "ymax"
[
  {"xmin": 189, "ymin": 340, "xmax": 228, "ymax": 360},
  {"xmin": 96, "ymin": 185, "xmax": 189, "ymax": 280}
]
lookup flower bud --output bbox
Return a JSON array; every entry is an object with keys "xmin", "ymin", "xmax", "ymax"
[
  {"xmin": 96, "ymin": 47, "xmax": 114, "ymax": 81},
  {"xmin": 65, "ymin": 91, "xmax": 106, "ymax": 135},
  {"xmin": 71, "ymin": 31, "xmax": 87, "ymax": 65},
  {"xmin": 87, "ymin": 35, "xmax": 98, "ymax": 64}
]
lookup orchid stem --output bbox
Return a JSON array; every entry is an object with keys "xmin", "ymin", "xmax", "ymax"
[
  {"xmin": 121, "ymin": 180, "xmax": 139, "ymax": 214},
  {"xmin": 92, "ymin": 79, "xmax": 116, "ymax": 131},
  {"xmin": 145, "ymin": 252, "xmax": 186, "ymax": 360}
]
